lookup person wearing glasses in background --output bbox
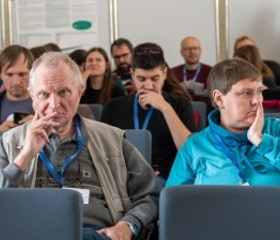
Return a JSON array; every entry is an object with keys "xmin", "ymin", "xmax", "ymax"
[
  {"xmin": 110, "ymin": 38, "xmax": 136, "ymax": 95},
  {"xmin": 171, "ymin": 36, "xmax": 212, "ymax": 91},
  {"xmin": 101, "ymin": 42, "xmax": 196, "ymax": 187}
]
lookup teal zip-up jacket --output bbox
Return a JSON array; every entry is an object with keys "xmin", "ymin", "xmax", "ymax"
[{"xmin": 167, "ymin": 110, "xmax": 280, "ymax": 186}]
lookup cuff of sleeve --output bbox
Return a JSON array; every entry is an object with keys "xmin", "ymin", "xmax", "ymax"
[
  {"xmin": 121, "ymin": 216, "xmax": 142, "ymax": 234},
  {"xmin": 2, "ymin": 161, "xmax": 25, "ymax": 185}
]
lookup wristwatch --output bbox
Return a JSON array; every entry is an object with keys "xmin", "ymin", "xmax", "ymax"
[{"xmin": 125, "ymin": 221, "xmax": 139, "ymax": 237}]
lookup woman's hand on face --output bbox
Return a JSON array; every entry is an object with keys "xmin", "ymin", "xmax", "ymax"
[{"xmin": 247, "ymin": 104, "xmax": 264, "ymax": 146}]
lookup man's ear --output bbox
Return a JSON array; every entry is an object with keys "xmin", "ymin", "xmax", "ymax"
[{"xmin": 213, "ymin": 89, "xmax": 224, "ymax": 109}]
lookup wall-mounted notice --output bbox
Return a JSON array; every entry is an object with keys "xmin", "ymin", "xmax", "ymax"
[{"xmin": 14, "ymin": 0, "xmax": 98, "ymax": 52}]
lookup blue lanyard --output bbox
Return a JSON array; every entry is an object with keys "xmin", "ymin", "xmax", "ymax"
[
  {"xmin": 133, "ymin": 96, "xmax": 154, "ymax": 129},
  {"xmin": 210, "ymin": 129, "xmax": 247, "ymax": 183},
  {"xmin": 183, "ymin": 63, "xmax": 202, "ymax": 82},
  {"xmin": 39, "ymin": 115, "xmax": 83, "ymax": 187},
  {"xmin": 210, "ymin": 129, "xmax": 266, "ymax": 184}
]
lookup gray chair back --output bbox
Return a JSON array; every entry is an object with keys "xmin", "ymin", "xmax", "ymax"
[
  {"xmin": 78, "ymin": 104, "xmax": 103, "ymax": 121},
  {"xmin": 0, "ymin": 188, "xmax": 83, "ymax": 240},
  {"xmin": 125, "ymin": 129, "xmax": 152, "ymax": 164},
  {"xmin": 191, "ymin": 101, "xmax": 207, "ymax": 131},
  {"xmin": 159, "ymin": 185, "xmax": 280, "ymax": 240},
  {"xmin": 88, "ymin": 104, "xmax": 103, "ymax": 121},
  {"xmin": 78, "ymin": 104, "xmax": 95, "ymax": 120}
]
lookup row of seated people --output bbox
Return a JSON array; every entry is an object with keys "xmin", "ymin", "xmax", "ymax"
[
  {"xmin": 78, "ymin": 101, "xmax": 207, "ymax": 131},
  {"xmin": 1, "ymin": 47, "xmax": 280, "ymax": 240},
  {"xmin": 1, "ymin": 31, "xmax": 280, "ymax": 218},
  {"xmin": 0, "ymin": 42, "xmax": 195, "ymax": 187},
  {"xmin": 0, "ymin": 46, "xmax": 193, "ymax": 239},
  {"xmin": 0, "ymin": 42, "xmax": 202, "ymax": 232},
  {"xmin": 0, "ymin": 50, "xmax": 160, "ymax": 240},
  {"xmin": 1, "ymin": 35, "xmax": 280, "ymax": 113},
  {"xmin": 68, "ymin": 35, "xmax": 280, "ymax": 116},
  {"xmin": 0, "ymin": 49, "xmax": 280, "ymax": 240}
]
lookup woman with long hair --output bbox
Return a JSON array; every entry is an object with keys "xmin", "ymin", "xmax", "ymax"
[
  {"xmin": 80, "ymin": 47, "xmax": 125, "ymax": 105},
  {"xmin": 233, "ymin": 45, "xmax": 276, "ymax": 88},
  {"xmin": 233, "ymin": 45, "xmax": 280, "ymax": 100}
]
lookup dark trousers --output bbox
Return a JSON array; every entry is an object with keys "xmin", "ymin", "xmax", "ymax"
[{"xmin": 83, "ymin": 224, "xmax": 111, "ymax": 240}]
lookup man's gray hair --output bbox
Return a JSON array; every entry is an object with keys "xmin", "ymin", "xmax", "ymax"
[{"xmin": 29, "ymin": 51, "xmax": 83, "ymax": 90}]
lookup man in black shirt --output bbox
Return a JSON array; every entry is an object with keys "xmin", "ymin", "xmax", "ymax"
[{"xmin": 102, "ymin": 42, "xmax": 196, "ymax": 186}]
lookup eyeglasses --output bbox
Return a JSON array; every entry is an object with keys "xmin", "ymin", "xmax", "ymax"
[
  {"xmin": 135, "ymin": 47, "xmax": 162, "ymax": 55},
  {"xmin": 183, "ymin": 47, "xmax": 200, "ymax": 52},
  {"xmin": 113, "ymin": 52, "xmax": 130, "ymax": 60}
]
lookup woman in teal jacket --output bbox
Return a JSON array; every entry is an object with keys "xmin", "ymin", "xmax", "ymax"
[{"xmin": 167, "ymin": 58, "xmax": 280, "ymax": 186}]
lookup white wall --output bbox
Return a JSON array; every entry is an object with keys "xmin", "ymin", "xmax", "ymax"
[
  {"xmin": 117, "ymin": 0, "xmax": 217, "ymax": 68},
  {"xmin": 97, "ymin": 0, "xmax": 111, "ymax": 54},
  {"xmin": 2, "ymin": 0, "xmax": 280, "ymax": 66},
  {"xmin": 228, "ymin": 0, "xmax": 280, "ymax": 62}
]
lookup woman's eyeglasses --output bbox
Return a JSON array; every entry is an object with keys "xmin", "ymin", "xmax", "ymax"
[{"xmin": 135, "ymin": 47, "xmax": 162, "ymax": 55}]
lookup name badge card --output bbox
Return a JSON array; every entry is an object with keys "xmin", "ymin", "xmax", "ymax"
[{"xmin": 63, "ymin": 187, "xmax": 90, "ymax": 204}]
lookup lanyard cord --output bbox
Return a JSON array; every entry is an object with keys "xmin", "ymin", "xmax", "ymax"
[
  {"xmin": 39, "ymin": 115, "xmax": 83, "ymax": 187},
  {"xmin": 183, "ymin": 63, "xmax": 202, "ymax": 82},
  {"xmin": 210, "ymin": 129, "xmax": 266, "ymax": 184},
  {"xmin": 211, "ymin": 129, "xmax": 246, "ymax": 183},
  {"xmin": 133, "ymin": 96, "xmax": 154, "ymax": 129}
]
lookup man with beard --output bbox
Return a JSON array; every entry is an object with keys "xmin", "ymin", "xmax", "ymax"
[
  {"xmin": 110, "ymin": 38, "xmax": 136, "ymax": 95},
  {"xmin": 0, "ymin": 45, "xmax": 34, "ymax": 132},
  {"xmin": 172, "ymin": 36, "xmax": 212, "ymax": 89}
]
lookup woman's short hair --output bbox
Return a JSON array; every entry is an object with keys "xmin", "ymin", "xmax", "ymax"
[{"xmin": 207, "ymin": 58, "xmax": 262, "ymax": 107}]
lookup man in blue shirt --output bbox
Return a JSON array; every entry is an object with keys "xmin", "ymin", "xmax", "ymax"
[{"xmin": 0, "ymin": 45, "xmax": 34, "ymax": 132}]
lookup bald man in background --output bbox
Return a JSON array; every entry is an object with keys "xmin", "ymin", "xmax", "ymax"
[{"xmin": 172, "ymin": 36, "xmax": 212, "ymax": 89}]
